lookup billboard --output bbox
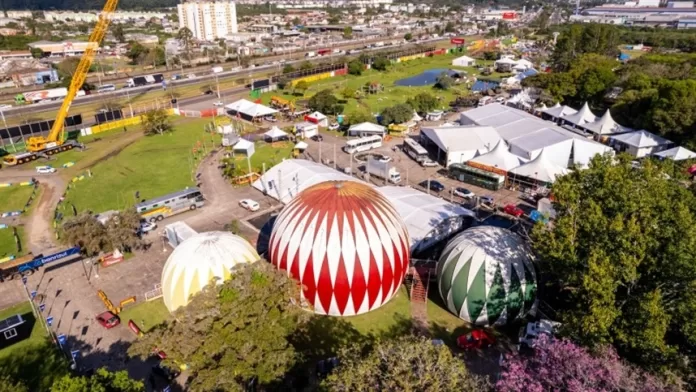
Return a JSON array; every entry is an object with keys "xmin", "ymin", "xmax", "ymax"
[
  {"xmin": 451, "ymin": 38, "xmax": 466, "ymax": 45},
  {"xmin": 0, "ymin": 115, "xmax": 83, "ymax": 141},
  {"xmin": 502, "ymin": 12, "xmax": 517, "ymax": 20}
]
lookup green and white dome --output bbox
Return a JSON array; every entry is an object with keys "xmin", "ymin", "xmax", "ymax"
[{"xmin": 437, "ymin": 226, "xmax": 536, "ymax": 326}]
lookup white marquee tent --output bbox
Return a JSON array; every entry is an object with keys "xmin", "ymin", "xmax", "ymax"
[
  {"xmin": 226, "ymin": 99, "xmax": 277, "ymax": 119},
  {"xmin": 420, "ymin": 126, "xmax": 501, "ymax": 166},
  {"xmin": 347, "ymin": 122, "xmax": 386, "ymax": 137},
  {"xmin": 452, "ymin": 55, "xmax": 475, "ymax": 67},
  {"xmin": 584, "ymin": 109, "xmax": 632, "ymax": 135},
  {"xmin": 233, "ymin": 138, "xmax": 255, "ymax": 156},
  {"xmin": 653, "ymin": 146, "xmax": 696, "ymax": 161},
  {"xmin": 509, "ymin": 148, "xmax": 569, "ymax": 184},
  {"xmin": 467, "ymin": 140, "xmax": 524, "ymax": 172},
  {"xmin": 561, "ymin": 102, "xmax": 598, "ymax": 128},
  {"xmin": 264, "ymin": 126, "xmax": 289, "ymax": 141}
]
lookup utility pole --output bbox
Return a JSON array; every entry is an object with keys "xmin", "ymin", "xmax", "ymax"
[{"xmin": 333, "ymin": 144, "xmax": 336, "ymax": 169}]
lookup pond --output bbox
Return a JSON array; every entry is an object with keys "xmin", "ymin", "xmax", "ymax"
[{"xmin": 394, "ymin": 68, "xmax": 463, "ymax": 87}]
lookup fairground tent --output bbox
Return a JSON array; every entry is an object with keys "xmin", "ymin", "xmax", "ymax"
[
  {"xmin": 225, "ymin": 99, "xmax": 277, "ymax": 121},
  {"xmin": 653, "ymin": 146, "xmax": 696, "ymax": 161},
  {"xmin": 467, "ymin": 140, "xmax": 524, "ymax": 173},
  {"xmin": 347, "ymin": 122, "xmax": 386, "ymax": 137},
  {"xmin": 306, "ymin": 111, "xmax": 329, "ymax": 127},
  {"xmin": 263, "ymin": 126, "xmax": 289, "ymax": 141},
  {"xmin": 233, "ymin": 138, "xmax": 255, "ymax": 156},
  {"xmin": 509, "ymin": 148, "xmax": 568, "ymax": 184}
]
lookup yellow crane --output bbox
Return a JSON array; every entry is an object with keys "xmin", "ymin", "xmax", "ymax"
[{"xmin": 3, "ymin": 0, "xmax": 118, "ymax": 165}]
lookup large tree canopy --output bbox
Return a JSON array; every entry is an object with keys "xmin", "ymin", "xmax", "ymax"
[
  {"xmin": 321, "ymin": 336, "xmax": 487, "ymax": 391},
  {"xmin": 532, "ymin": 154, "xmax": 696, "ymax": 379},
  {"xmin": 128, "ymin": 262, "xmax": 307, "ymax": 391}
]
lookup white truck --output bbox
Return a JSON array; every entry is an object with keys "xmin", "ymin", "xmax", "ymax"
[
  {"xmin": 518, "ymin": 319, "xmax": 561, "ymax": 350},
  {"xmin": 366, "ymin": 158, "xmax": 401, "ymax": 184},
  {"xmin": 305, "ymin": 51, "xmax": 316, "ymax": 58},
  {"xmin": 211, "ymin": 66, "xmax": 223, "ymax": 74}
]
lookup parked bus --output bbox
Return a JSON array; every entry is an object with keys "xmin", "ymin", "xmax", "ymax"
[
  {"xmin": 136, "ymin": 188, "xmax": 205, "ymax": 222},
  {"xmin": 402, "ymin": 137, "xmax": 429, "ymax": 163},
  {"xmin": 343, "ymin": 135, "xmax": 383, "ymax": 154},
  {"xmin": 97, "ymin": 84, "xmax": 116, "ymax": 93},
  {"xmin": 448, "ymin": 163, "xmax": 505, "ymax": 191}
]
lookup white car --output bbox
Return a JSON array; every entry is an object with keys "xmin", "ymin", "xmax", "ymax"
[
  {"xmin": 239, "ymin": 199, "xmax": 260, "ymax": 212},
  {"xmin": 420, "ymin": 159, "xmax": 438, "ymax": 167},
  {"xmin": 453, "ymin": 187, "xmax": 475, "ymax": 198},
  {"xmin": 140, "ymin": 221, "xmax": 157, "ymax": 234},
  {"xmin": 213, "ymin": 101, "xmax": 224, "ymax": 106},
  {"xmin": 36, "ymin": 166, "xmax": 56, "ymax": 174},
  {"xmin": 0, "ymin": 104, "xmax": 12, "ymax": 110}
]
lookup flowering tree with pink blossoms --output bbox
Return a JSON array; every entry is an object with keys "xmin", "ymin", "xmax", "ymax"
[{"xmin": 496, "ymin": 336, "xmax": 674, "ymax": 392}]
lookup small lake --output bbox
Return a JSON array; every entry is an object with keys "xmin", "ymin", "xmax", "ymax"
[{"xmin": 394, "ymin": 69, "xmax": 462, "ymax": 87}]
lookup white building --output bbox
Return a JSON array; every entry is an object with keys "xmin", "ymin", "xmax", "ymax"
[
  {"xmin": 610, "ymin": 130, "xmax": 672, "ymax": 158},
  {"xmin": 178, "ymin": 1, "xmax": 238, "ymax": 41}
]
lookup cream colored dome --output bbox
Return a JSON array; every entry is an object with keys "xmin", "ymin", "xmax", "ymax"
[{"xmin": 161, "ymin": 231, "xmax": 259, "ymax": 312}]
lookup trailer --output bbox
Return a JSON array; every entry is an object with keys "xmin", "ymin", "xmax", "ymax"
[
  {"xmin": 366, "ymin": 158, "xmax": 401, "ymax": 184},
  {"xmin": 15, "ymin": 88, "xmax": 86, "ymax": 104},
  {"xmin": 317, "ymin": 48, "xmax": 331, "ymax": 56},
  {"xmin": 211, "ymin": 66, "xmax": 223, "ymax": 74},
  {"xmin": 126, "ymin": 73, "xmax": 164, "ymax": 87},
  {"xmin": 0, "ymin": 247, "xmax": 80, "ymax": 282},
  {"xmin": 2, "ymin": 139, "xmax": 83, "ymax": 165}
]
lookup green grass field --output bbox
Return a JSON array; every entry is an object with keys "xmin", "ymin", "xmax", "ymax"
[
  {"xmin": 0, "ymin": 186, "xmax": 34, "ymax": 212},
  {"xmin": 345, "ymin": 286, "xmax": 412, "ymax": 336},
  {"xmin": 118, "ymin": 298, "xmax": 170, "ymax": 333},
  {"xmin": 61, "ymin": 118, "xmax": 217, "ymax": 214},
  {"xmin": 0, "ymin": 302, "xmax": 46, "ymax": 358},
  {"xmin": 0, "ymin": 226, "xmax": 25, "ymax": 258},
  {"xmin": 427, "ymin": 290, "xmax": 470, "ymax": 345},
  {"xmin": 261, "ymin": 54, "xmax": 503, "ymax": 118}
]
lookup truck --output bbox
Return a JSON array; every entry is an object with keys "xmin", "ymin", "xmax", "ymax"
[
  {"xmin": 317, "ymin": 48, "xmax": 331, "ymax": 56},
  {"xmin": 305, "ymin": 51, "xmax": 316, "ymax": 58},
  {"xmin": 3, "ymin": 139, "xmax": 84, "ymax": 165},
  {"xmin": 518, "ymin": 319, "xmax": 562, "ymax": 350},
  {"xmin": 211, "ymin": 66, "xmax": 223, "ymax": 74},
  {"xmin": 374, "ymin": 41, "xmax": 385, "ymax": 47},
  {"xmin": 126, "ymin": 73, "xmax": 164, "ymax": 88},
  {"xmin": 15, "ymin": 88, "xmax": 86, "ymax": 104},
  {"xmin": 366, "ymin": 157, "xmax": 401, "ymax": 184},
  {"xmin": 0, "ymin": 247, "xmax": 81, "ymax": 282}
]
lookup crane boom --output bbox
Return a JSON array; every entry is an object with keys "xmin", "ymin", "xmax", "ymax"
[{"xmin": 26, "ymin": 0, "xmax": 119, "ymax": 152}]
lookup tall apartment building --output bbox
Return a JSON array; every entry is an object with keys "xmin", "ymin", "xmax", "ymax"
[{"xmin": 177, "ymin": 1, "xmax": 238, "ymax": 41}]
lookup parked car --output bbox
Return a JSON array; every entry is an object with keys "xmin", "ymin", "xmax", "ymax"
[
  {"xmin": 140, "ymin": 221, "xmax": 157, "ymax": 234},
  {"xmin": 239, "ymin": 199, "xmax": 260, "ymax": 212},
  {"xmin": 151, "ymin": 363, "xmax": 180, "ymax": 382},
  {"xmin": 504, "ymin": 204, "xmax": 524, "ymax": 217},
  {"xmin": 518, "ymin": 319, "xmax": 561, "ymax": 350},
  {"xmin": 213, "ymin": 101, "xmax": 224, "ymax": 106},
  {"xmin": 480, "ymin": 195, "xmax": 495, "ymax": 206},
  {"xmin": 457, "ymin": 329, "xmax": 496, "ymax": 350},
  {"xmin": 311, "ymin": 134, "xmax": 323, "ymax": 142},
  {"xmin": 203, "ymin": 90, "xmax": 213, "ymax": 95},
  {"xmin": 328, "ymin": 122, "xmax": 339, "ymax": 130},
  {"xmin": 96, "ymin": 311, "xmax": 120, "ymax": 329},
  {"xmin": 453, "ymin": 187, "xmax": 475, "ymax": 198},
  {"xmin": 36, "ymin": 166, "xmax": 56, "ymax": 174},
  {"xmin": 419, "ymin": 180, "xmax": 445, "ymax": 192},
  {"xmin": 420, "ymin": 159, "xmax": 439, "ymax": 167}
]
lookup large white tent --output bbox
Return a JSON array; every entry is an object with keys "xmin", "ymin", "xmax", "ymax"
[
  {"xmin": 611, "ymin": 130, "xmax": 672, "ymax": 159},
  {"xmin": 264, "ymin": 126, "xmax": 289, "ymax": 141},
  {"xmin": 420, "ymin": 126, "xmax": 501, "ymax": 167},
  {"xmin": 225, "ymin": 99, "xmax": 277, "ymax": 120},
  {"xmin": 233, "ymin": 138, "xmax": 255, "ymax": 156},
  {"xmin": 561, "ymin": 102, "xmax": 598, "ymax": 128},
  {"xmin": 467, "ymin": 140, "xmax": 524, "ymax": 172},
  {"xmin": 542, "ymin": 104, "xmax": 577, "ymax": 119},
  {"xmin": 510, "ymin": 148, "xmax": 569, "ymax": 184},
  {"xmin": 584, "ymin": 109, "xmax": 632, "ymax": 135},
  {"xmin": 571, "ymin": 138, "xmax": 614, "ymax": 168},
  {"xmin": 347, "ymin": 122, "xmax": 386, "ymax": 137},
  {"xmin": 654, "ymin": 146, "xmax": 696, "ymax": 161},
  {"xmin": 452, "ymin": 55, "xmax": 475, "ymax": 67}
]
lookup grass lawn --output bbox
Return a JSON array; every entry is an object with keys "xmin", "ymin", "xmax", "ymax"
[
  {"xmin": 345, "ymin": 286, "xmax": 411, "ymax": 336},
  {"xmin": 0, "ymin": 226, "xmax": 26, "ymax": 258},
  {"xmin": 236, "ymin": 141, "xmax": 294, "ymax": 173},
  {"xmin": 0, "ymin": 302, "xmax": 46, "ymax": 359},
  {"xmin": 118, "ymin": 298, "xmax": 170, "ymax": 333},
  {"xmin": 260, "ymin": 54, "xmax": 503, "ymax": 119},
  {"xmin": 62, "ymin": 118, "xmax": 216, "ymax": 214},
  {"xmin": 427, "ymin": 290, "xmax": 471, "ymax": 345},
  {"xmin": 0, "ymin": 185, "xmax": 34, "ymax": 212}
]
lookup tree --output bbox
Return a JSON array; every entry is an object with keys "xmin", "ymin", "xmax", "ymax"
[
  {"xmin": 404, "ymin": 32, "xmax": 413, "ymax": 41},
  {"xmin": 531, "ymin": 154, "xmax": 696, "ymax": 378},
  {"xmin": 322, "ymin": 336, "xmax": 487, "ymax": 391},
  {"xmin": 77, "ymin": 23, "xmax": 88, "ymax": 34},
  {"xmin": 51, "ymin": 368, "xmax": 144, "ymax": 392},
  {"xmin": 344, "ymin": 110, "xmax": 374, "ymax": 126},
  {"xmin": 371, "ymin": 55, "xmax": 390, "ymax": 72},
  {"xmin": 104, "ymin": 208, "xmax": 145, "ymax": 253},
  {"xmin": 294, "ymin": 80, "xmax": 309, "ymax": 95},
  {"xmin": 308, "ymin": 89, "xmax": 342, "ymax": 114},
  {"xmin": 497, "ymin": 336, "xmax": 672, "ymax": 392},
  {"xmin": 341, "ymin": 86, "xmax": 356, "ymax": 101},
  {"xmin": 380, "ymin": 103, "xmax": 413, "ymax": 125},
  {"xmin": 343, "ymin": 26, "xmax": 352, "ymax": 39},
  {"xmin": 177, "ymin": 26, "xmax": 194, "ymax": 65},
  {"xmin": 0, "ymin": 376, "xmax": 27, "ymax": 392},
  {"xmin": 276, "ymin": 76, "xmax": 290, "ymax": 90},
  {"xmin": 142, "ymin": 108, "xmax": 173, "ymax": 136},
  {"xmin": 299, "ymin": 61, "xmax": 313, "ymax": 70},
  {"xmin": 129, "ymin": 262, "xmax": 307, "ymax": 391},
  {"xmin": 112, "ymin": 23, "xmax": 125, "ymax": 43},
  {"xmin": 282, "ymin": 64, "xmax": 294, "ymax": 74},
  {"xmin": 30, "ymin": 48, "xmax": 43, "ymax": 59},
  {"xmin": 126, "ymin": 42, "xmax": 147, "ymax": 65},
  {"xmin": 444, "ymin": 21, "xmax": 455, "ymax": 33},
  {"xmin": 62, "ymin": 213, "xmax": 110, "ymax": 257},
  {"xmin": 407, "ymin": 92, "xmax": 438, "ymax": 114},
  {"xmin": 347, "ymin": 59, "xmax": 363, "ymax": 76},
  {"xmin": 434, "ymin": 72, "xmax": 454, "ymax": 90}
]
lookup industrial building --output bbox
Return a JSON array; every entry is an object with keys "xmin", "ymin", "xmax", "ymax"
[
  {"xmin": 251, "ymin": 159, "xmax": 475, "ymax": 254},
  {"xmin": 178, "ymin": 1, "xmax": 239, "ymax": 41}
]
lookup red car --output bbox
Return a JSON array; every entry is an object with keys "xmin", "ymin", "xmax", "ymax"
[
  {"xmin": 96, "ymin": 311, "xmax": 120, "ymax": 329},
  {"xmin": 457, "ymin": 329, "xmax": 496, "ymax": 350},
  {"xmin": 504, "ymin": 204, "xmax": 524, "ymax": 218}
]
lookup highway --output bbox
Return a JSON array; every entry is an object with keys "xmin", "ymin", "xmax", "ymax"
[{"xmin": 0, "ymin": 37, "xmax": 448, "ymax": 120}]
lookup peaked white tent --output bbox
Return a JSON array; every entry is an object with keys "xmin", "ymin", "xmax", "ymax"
[
  {"xmin": 294, "ymin": 141, "xmax": 309, "ymax": 150},
  {"xmin": 611, "ymin": 130, "xmax": 672, "ymax": 158},
  {"xmin": 225, "ymin": 99, "xmax": 277, "ymax": 119},
  {"xmin": 306, "ymin": 111, "xmax": 329, "ymax": 127},
  {"xmin": 452, "ymin": 55, "xmax": 476, "ymax": 67},
  {"xmin": 653, "ymin": 146, "xmax": 696, "ymax": 161},
  {"xmin": 510, "ymin": 148, "xmax": 568, "ymax": 184},
  {"xmin": 467, "ymin": 140, "xmax": 523, "ymax": 173},
  {"xmin": 543, "ymin": 104, "xmax": 577, "ymax": 119},
  {"xmin": 347, "ymin": 122, "xmax": 386, "ymax": 137},
  {"xmin": 233, "ymin": 138, "xmax": 255, "ymax": 156},
  {"xmin": 411, "ymin": 111, "xmax": 423, "ymax": 122},
  {"xmin": 562, "ymin": 102, "xmax": 598, "ymax": 127},
  {"xmin": 585, "ymin": 110, "xmax": 632, "ymax": 135},
  {"xmin": 264, "ymin": 126, "xmax": 289, "ymax": 141}
]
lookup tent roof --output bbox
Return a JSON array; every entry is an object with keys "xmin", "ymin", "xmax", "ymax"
[
  {"xmin": 294, "ymin": 141, "xmax": 308, "ymax": 150},
  {"xmin": 584, "ymin": 110, "xmax": 631, "ymax": 135},
  {"xmin": 421, "ymin": 126, "xmax": 501, "ymax": 154},
  {"xmin": 308, "ymin": 111, "xmax": 327, "ymax": 120},
  {"xmin": 348, "ymin": 122, "xmax": 385, "ymax": 132},
  {"xmin": 233, "ymin": 139, "xmax": 254, "ymax": 150},
  {"xmin": 225, "ymin": 99, "xmax": 277, "ymax": 117},
  {"xmin": 653, "ymin": 146, "xmax": 696, "ymax": 161},
  {"xmin": 510, "ymin": 148, "xmax": 568, "ymax": 183},
  {"xmin": 468, "ymin": 140, "xmax": 523, "ymax": 171},
  {"xmin": 264, "ymin": 126, "xmax": 288, "ymax": 139},
  {"xmin": 411, "ymin": 111, "xmax": 423, "ymax": 122},
  {"xmin": 572, "ymin": 138, "xmax": 614, "ymax": 168},
  {"xmin": 612, "ymin": 130, "xmax": 671, "ymax": 148},
  {"xmin": 561, "ymin": 102, "xmax": 598, "ymax": 126},
  {"xmin": 453, "ymin": 55, "xmax": 475, "ymax": 62},
  {"xmin": 495, "ymin": 57, "xmax": 517, "ymax": 65},
  {"xmin": 543, "ymin": 104, "xmax": 577, "ymax": 118}
]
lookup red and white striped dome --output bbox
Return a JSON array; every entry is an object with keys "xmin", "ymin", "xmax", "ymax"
[{"xmin": 268, "ymin": 180, "xmax": 410, "ymax": 316}]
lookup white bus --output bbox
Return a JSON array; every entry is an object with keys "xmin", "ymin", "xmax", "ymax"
[
  {"xmin": 97, "ymin": 84, "xmax": 116, "ymax": 93},
  {"xmin": 343, "ymin": 135, "xmax": 382, "ymax": 154},
  {"xmin": 136, "ymin": 188, "xmax": 205, "ymax": 222},
  {"xmin": 402, "ymin": 137, "xmax": 429, "ymax": 163}
]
